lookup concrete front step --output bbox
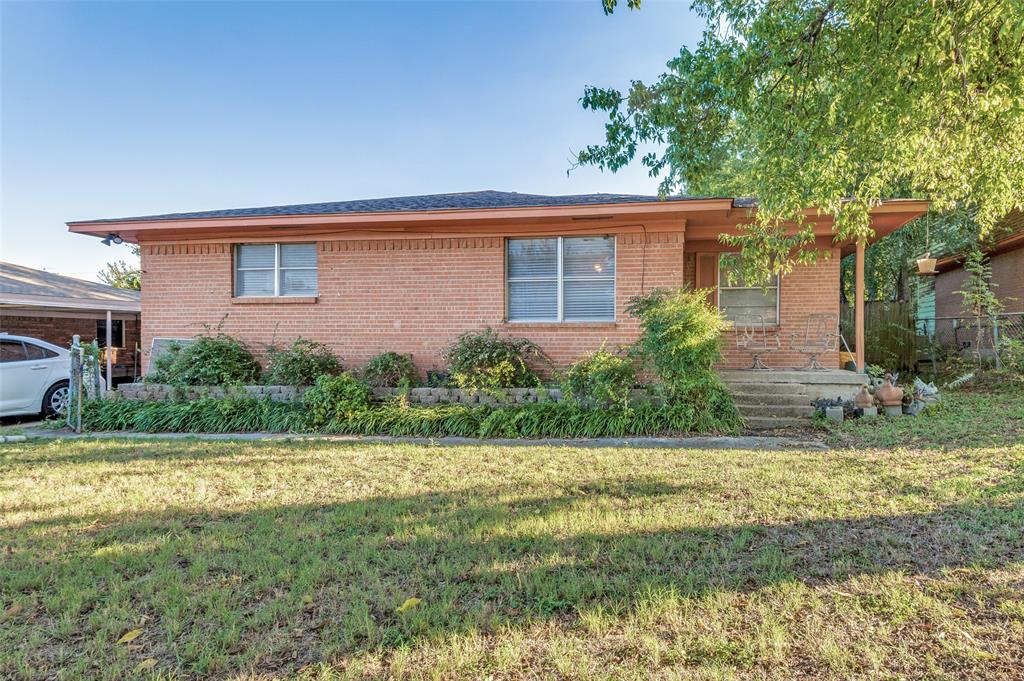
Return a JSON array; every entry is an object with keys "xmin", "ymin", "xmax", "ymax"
[
  {"xmin": 744, "ymin": 415, "xmax": 816, "ymax": 430},
  {"xmin": 731, "ymin": 392, "xmax": 813, "ymax": 406},
  {"xmin": 721, "ymin": 369, "xmax": 866, "ymax": 401},
  {"xmin": 737, "ymin": 404, "xmax": 815, "ymax": 418},
  {"xmin": 720, "ymin": 369, "xmax": 865, "ymax": 385}
]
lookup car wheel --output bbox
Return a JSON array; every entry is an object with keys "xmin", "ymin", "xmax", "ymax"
[{"xmin": 43, "ymin": 380, "xmax": 70, "ymax": 418}]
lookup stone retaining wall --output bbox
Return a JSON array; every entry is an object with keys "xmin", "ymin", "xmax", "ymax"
[
  {"xmin": 115, "ymin": 383, "xmax": 662, "ymax": 407},
  {"xmin": 115, "ymin": 383, "xmax": 306, "ymax": 403}
]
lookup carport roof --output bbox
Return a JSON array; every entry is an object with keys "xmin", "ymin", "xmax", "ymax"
[{"xmin": 0, "ymin": 261, "xmax": 141, "ymax": 313}]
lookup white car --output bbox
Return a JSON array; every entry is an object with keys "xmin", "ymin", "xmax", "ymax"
[{"xmin": 0, "ymin": 333, "xmax": 70, "ymax": 418}]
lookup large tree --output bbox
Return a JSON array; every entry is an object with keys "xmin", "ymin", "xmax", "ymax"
[{"xmin": 579, "ymin": 0, "xmax": 1024, "ymax": 281}]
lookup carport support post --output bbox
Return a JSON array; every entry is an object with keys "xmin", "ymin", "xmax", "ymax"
[
  {"xmin": 855, "ymin": 239, "xmax": 866, "ymax": 372},
  {"xmin": 105, "ymin": 309, "xmax": 113, "ymax": 392}
]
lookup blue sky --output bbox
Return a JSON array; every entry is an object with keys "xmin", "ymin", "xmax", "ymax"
[{"xmin": 1, "ymin": 1, "xmax": 702, "ymax": 280}]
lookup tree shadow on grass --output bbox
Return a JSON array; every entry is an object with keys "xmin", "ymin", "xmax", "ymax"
[{"xmin": 3, "ymin": 474, "xmax": 1023, "ymax": 676}]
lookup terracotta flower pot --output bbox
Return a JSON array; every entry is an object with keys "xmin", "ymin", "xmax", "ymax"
[{"xmin": 874, "ymin": 375, "xmax": 904, "ymax": 407}]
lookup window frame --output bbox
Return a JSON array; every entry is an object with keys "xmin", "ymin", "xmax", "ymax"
[
  {"xmin": 716, "ymin": 255, "xmax": 781, "ymax": 326},
  {"xmin": 24, "ymin": 342, "xmax": 58, "ymax": 360},
  {"xmin": 233, "ymin": 243, "xmax": 318, "ymax": 298},
  {"xmin": 96, "ymin": 319, "xmax": 125, "ymax": 348},
  {"xmin": 505, "ymin": 235, "xmax": 617, "ymax": 323}
]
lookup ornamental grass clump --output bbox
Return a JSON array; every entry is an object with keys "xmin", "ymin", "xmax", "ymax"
[
  {"xmin": 626, "ymin": 287, "xmax": 742, "ymax": 430},
  {"xmin": 82, "ymin": 397, "xmax": 305, "ymax": 433},
  {"xmin": 264, "ymin": 338, "xmax": 343, "ymax": 386},
  {"xmin": 443, "ymin": 328, "xmax": 549, "ymax": 391},
  {"xmin": 145, "ymin": 333, "xmax": 261, "ymax": 386}
]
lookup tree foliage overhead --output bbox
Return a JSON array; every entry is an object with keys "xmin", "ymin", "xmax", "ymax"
[
  {"xmin": 579, "ymin": 0, "xmax": 1024, "ymax": 279},
  {"xmin": 97, "ymin": 245, "xmax": 141, "ymax": 290}
]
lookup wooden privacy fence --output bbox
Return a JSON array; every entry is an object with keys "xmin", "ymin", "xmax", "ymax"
[{"xmin": 840, "ymin": 301, "xmax": 917, "ymax": 371}]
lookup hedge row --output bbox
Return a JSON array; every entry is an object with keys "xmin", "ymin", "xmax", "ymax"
[{"xmin": 82, "ymin": 394, "xmax": 743, "ymax": 439}]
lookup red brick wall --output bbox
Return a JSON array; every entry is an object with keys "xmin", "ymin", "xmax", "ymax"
[
  {"xmin": 935, "ymin": 246, "xmax": 1024, "ymax": 317},
  {"xmin": 139, "ymin": 233, "xmax": 842, "ymax": 375},
  {"xmin": 0, "ymin": 313, "xmax": 141, "ymax": 377},
  {"xmin": 683, "ymin": 249, "xmax": 842, "ymax": 369},
  {"xmin": 139, "ymin": 232, "xmax": 686, "ymax": 375}
]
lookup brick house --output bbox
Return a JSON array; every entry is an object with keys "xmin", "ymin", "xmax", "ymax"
[
  {"xmin": 933, "ymin": 210, "xmax": 1024, "ymax": 317},
  {"xmin": 928, "ymin": 210, "xmax": 1024, "ymax": 349},
  {"xmin": 0, "ymin": 261, "xmax": 142, "ymax": 381},
  {"xmin": 67, "ymin": 191, "xmax": 927, "ymax": 376}
]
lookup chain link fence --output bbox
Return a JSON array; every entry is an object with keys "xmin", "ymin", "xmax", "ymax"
[
  {"xmin": 67, "ymin": 335, "xmax": 104, "ymax": 432},
  {"xmin": 915, "ymin": 312, "xmax": 1024, "ymax": 370}
]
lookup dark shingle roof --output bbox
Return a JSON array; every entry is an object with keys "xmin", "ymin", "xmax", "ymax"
[{"xmin": 72, "ymin": 190, "xmax": 733, "ymax": 224}]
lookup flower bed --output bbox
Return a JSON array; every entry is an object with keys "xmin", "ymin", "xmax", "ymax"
[{"xmin": 115, "ymin": 383, "xmax": 665, "ymax": 407}]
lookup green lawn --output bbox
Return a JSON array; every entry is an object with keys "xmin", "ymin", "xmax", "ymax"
[{"xmin": 2, "ymin": 388, "xmax": 1022, "ymax": 679}]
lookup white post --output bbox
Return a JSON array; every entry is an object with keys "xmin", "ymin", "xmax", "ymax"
[{"xmin": 105, "ymin": 309, "xmax": 113, "ymax": 391}]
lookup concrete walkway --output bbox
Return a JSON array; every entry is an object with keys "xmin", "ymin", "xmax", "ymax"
[{"xmin": 10, "ymin": 426, "xmax": 828, "ymax": 451}]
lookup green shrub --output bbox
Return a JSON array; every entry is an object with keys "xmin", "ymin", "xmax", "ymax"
[
  {"xmin": 443, "ymin": 327, "xmax": 548, "ymax": 391},
  {"xmin": 144, "ymin": 333, "xmax": 261, "ymax": 386},
  {"xmin": 303, "ymin": 373, "xmax": 371, "ymax": 427},
  {"xmin": 145, "ymin": 341, "xmax": 183, "ymax": 384},
  {"xmin": 626, "ymin": 287, "xmax": 741, "ymax": 428},
  {"xmin": 998, "ymin": 337, "xmax": 1024, "ymax": 379},
  {"xmin": 561, "ymin": 345, "xmax": 636, "ymax": 407},
  {"xmin": 362, "ymin": 351, "xmax": 419, "ymax": 388},
  {"xmin": 264, "ymin": 338, "xmax": 342, "ymax": 386}
]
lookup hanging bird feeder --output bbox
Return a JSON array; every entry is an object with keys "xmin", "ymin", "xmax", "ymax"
[{"xmin": 916, "ymin": 216, "xmax": 937, "ymax": 275}]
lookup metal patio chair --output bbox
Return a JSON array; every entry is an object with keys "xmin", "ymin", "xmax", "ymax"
[
  {"xmin": 791, "ymin": 313, "xmax": 840, "ymax": 371},
  {"xmin": 736, "ymin": 316, "xmax": 781, "ymax": 370}
]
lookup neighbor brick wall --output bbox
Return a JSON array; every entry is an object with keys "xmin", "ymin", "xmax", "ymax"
[
  {"xmin": 139, "ymin": 232, "xmax": 842, "ymax": 375},
  {"xmin": 935, "ymin": 246, "xmax": 1024, "ymax": 318},
  {"xmin": 0, "ymin": 313, "xmax": 141, "ymax": 377}
]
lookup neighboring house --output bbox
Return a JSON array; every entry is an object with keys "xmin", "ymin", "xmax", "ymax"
[
  {"xmin": 0, "ymin": 262, "xmax": 142, "ymax": 380},
  {"xmin": 933, "ymin": 209, "xmax": 1024, "ymax": 317},
  {"xmin": 67, "ymin": 191, "xmax": 927, "ymax": 374}
]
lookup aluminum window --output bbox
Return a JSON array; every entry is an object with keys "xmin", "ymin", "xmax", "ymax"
[
  {"xmin": 234, "ymin": 243, "xmax": 318, "ymax": 297},
  {"xmin": 717, "ymin": 255, "xmax": 780, "ymax": 325},
  {"xmin": 506, "ymin": 236, "xmax": 615, "ymax": 322},
  {"xmin": 96, "ymin": 319, "xmax": 125, "ymax": 348}
]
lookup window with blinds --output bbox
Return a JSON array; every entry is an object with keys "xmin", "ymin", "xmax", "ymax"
[
  {"xmin": 717, "ymin": 255, "xmax": 779, "ymax": 324},
  {"xmin": 234, "ymin": 243, "xmax": 318, "ymax": 297},
  {"xmin": 506, "ymin": 236, "xmax": 615, "ymax": 322}
]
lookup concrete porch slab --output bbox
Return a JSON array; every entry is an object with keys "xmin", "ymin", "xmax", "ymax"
[{"xmin": 720, "ymin": 369, "xmax": 866, "ymax": 401}]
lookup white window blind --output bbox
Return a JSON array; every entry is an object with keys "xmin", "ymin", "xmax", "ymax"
[
  {"xmin": 506, "ymin": 236, "xmax": 615, "ymax": 322},
  {"xmin": 718, "ymin": 255, "xmax": 779, "ymax": 324},
  {"xmin": 235, "ymin": 243, "xmax": 317, "ymax": 297}
]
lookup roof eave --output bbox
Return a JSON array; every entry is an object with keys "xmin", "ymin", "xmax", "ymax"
[
  {"xmin": 66, "ymin": 199, "xmax": 737, "ymax": 240},
  {"xmin": 0, "ymin": 293, "xmax": 141, "ymax": 312}
]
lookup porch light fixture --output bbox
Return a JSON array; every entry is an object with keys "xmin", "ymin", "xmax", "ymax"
[{"xmin": 100, "ymin": 233, "xmax": 124, "ymax": 246}]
